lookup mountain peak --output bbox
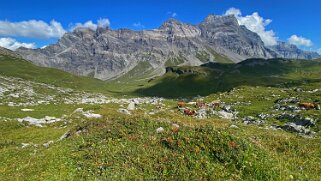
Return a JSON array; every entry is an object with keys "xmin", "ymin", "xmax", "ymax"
[
  {"xmin": 160, "ymin": 18, "xmax": 183, "ymax": 29},
  {"xmin": 202, "ymin": 14, "xmax": 239, "ymax": 26}
]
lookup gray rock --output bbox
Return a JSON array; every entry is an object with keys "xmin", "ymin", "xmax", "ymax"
[
  {"xmin": 43, "ymin": 140, "xmax": 54, "ymax": 148},
  {"xmin": 243, "ymin": 116, "xmax": 265, "ymax": 125},
  {"xmin": 217, "ymin": 110, "xmax": 234, "ymax": 120},
  {"xmin": 156, "ymin": 127, "xmax": 164, "ymax": 133},
  {"xmin": 59, "ymin": 132, "xmax": 71, "ymax": 141},
  {"xmin": 16, "ymin": 15, "xmax": 293, "ymax": 80},
  {"xmin": 295, "ymin": 117, "xmax": 315, "ymax": 127},
  {"xmin": 118, "ymin": 108, "xmax": 131, "ymax": 115},
  {"xmin": 127, "ymin": 102, "xmax": 136, "ymax": 111},
  {"xmin": 195, "ymin": 108, "xmax": 208, "ymax": 119},
  {"xmin": 280, "ymin": 123, "xmax": 314, "ymax": 135},
  {"xmin": 230, "ymin": 124, "xmax": 239, "ymax": 129}
]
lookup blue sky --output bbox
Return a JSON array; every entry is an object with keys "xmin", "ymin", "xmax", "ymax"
[{"xmin": 0, "ymin": 0, "xmax": 320, "ymax": 53}]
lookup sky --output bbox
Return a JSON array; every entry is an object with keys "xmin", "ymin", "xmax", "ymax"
[{"xmin": 0, "ymin": 0, "xmax": 320, "ymax": 54}]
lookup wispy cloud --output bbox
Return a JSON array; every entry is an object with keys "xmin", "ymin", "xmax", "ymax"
[
  {"xmin": 225, "ymin": 8, "xmax": 278, "ymax": 46},
  {"xmin": 0, "ymin": 37, "xmax": 36, "ymax": 50},
  {"xmin": 167, "ymin": 11, "xmax": 177, "ymax": 18},
  {"xmin": 288, "ymin": 35, "xmax": 313, "ymax": 47},
  {"xmin": 133, "ymin": 22, "xmax": 145, "ymax": 29}
]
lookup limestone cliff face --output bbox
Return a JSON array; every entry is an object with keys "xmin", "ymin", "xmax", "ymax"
[{"xmin": 15, "ymin": 15, "xmax": 319, "ymax": 80}]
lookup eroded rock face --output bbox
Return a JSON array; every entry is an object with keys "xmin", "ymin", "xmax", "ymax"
[{"xmin": 16, "ymin": 15, "xmax": 277, "ymax": 80}]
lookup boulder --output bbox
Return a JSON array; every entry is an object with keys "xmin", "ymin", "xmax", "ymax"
[
  {"xmin": 195, "ymin": 108, "xmax": 207, "ymax": 119},
  {"xmin": 218, "ymin": 110, "xmax": 234, "ymax": 119},
  {"xmin": 280, "ymin": 123, "xmax": 314, "ymax": 135},
  {"xmin": 127, "ymin": 102, "xmax": 136, "ymax": 111},
  {"xmin": 230, "ymin": 125, "xmax": 239, "ymax": 129},
  {"xmin": 156, "ymin": 127, "xmax": 165, "ymax": 133},
  {"xmin": 118, "ymin": 108, "xmax": 131, "ymax": 115},
  {"xmin": 243, "ymin": 116, "xmax": 265, "ymax": 125},
  {"xmin": 83, "ymin": 112, "xmax": 102, "ymax": 119},
  {"xmin": 43, "ymin": 140, "xmax": 54, "ymax": 148}
]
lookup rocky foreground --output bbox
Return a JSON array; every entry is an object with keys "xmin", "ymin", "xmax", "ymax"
[{"xmin": 1, "ymin": 74, "xmax": 320, "ymax": 140}]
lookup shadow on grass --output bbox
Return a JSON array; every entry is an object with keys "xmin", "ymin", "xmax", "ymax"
[{"xmin": 134, "ymin": 59, "xmax": 321, "ymax": 98}]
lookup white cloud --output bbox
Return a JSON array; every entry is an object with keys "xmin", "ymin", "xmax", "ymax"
[
  {"xmin": 225, "ymin": 8, "xmax": 278, "ymax": 46},
  {"xmin": 133, "ymin": 22, "xmax": 145, "ymax": 29},
  {"xmin": 288, "ymin": 35, "xmax": 313, "ymax": 47},
  {"xmin": 317, "ymin": 48, "xmax": 321, "ymax": 55},
  {"xmin": 167, "ymin": 12, "xmax": 177, "ymax": 18},
  {"xmin": 0, "ymin": 20, "xmax": 65, "ymax": 39},
  {"xmin": 70, "ymin": 18, "xmax": 110, "ymax": 31},
  {"xmin": 0, "ymin": 37, "xmax": 36, "ymax": 50},
  {"xmin": 97, "ymin": 18, "xmax": 110, "ymax": 28}
]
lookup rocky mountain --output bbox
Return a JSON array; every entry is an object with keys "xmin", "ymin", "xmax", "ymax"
[
  {"xmin": 268, "ymin": 42, "xmax": 320, "ymax": 60},
  {"xmin": 15, "ymin": 14, "xmax": 318, "ymax": 80},
  {"xmin": 0, "ymin": 47, "xmax": 21, "ymax": 59}
]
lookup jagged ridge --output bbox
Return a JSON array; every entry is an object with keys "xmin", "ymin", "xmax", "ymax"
[{"xmin": 16, "ymin": 14, "xmax": 320, "ymax": 80}]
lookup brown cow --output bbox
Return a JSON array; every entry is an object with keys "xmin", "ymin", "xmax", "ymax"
[
  {"xmin": 177, "ymin": 101, "xmax": 186, "ymax": 108},
  {"xmin": 195, "ymin": 102, "xmax": 207, "ymax": 108},
  {"xmin": 210, "ymin": 100, "xmax": 221, "ymax": 109},
  {"xmin": 184, "ymin": 108, "xmax": 196, "ymax": 116},
  {"xmin": 298, "ymin": 103, "xmax": 319, "ymax": 109}
]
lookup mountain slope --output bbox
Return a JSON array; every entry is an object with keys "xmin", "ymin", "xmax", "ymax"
[
  {"xmin": 269, "ymin": 42, "xmax": 320, "ymax": 59},
  {"xmin": 136, "ymin": 58, "xmax": 321, "ymax": 98},
  {"xmin": 0, "ymin": 54, "xmax": 113, "ymax": 95},
  {"xmin": 16, "ymin": 15, "xmax": 275, "ymax": 80}
]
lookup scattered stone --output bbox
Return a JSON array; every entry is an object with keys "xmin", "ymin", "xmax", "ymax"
[
  {"xmin": 21, "ymin": 143, "xmax": 30, "ymax": 148},
  {"xmin": 73, "ymin": 108, "xmax": 84, "ymax": 113},
  {"xmin": 243, "ymin": 116, "xmax": 265, "ymax": 125},
  {"xmin": 295, "ymin": 117, "xmax": 315, "ymax": 127},
  {"xmin": 172, "ymin": 123, "xmax": 180, "ymax": 129},
  {"xmin": 83, "ymin": 112, "xmax": 102, "ymax": 119},
  {"xmin": 280, "ymin": 123, "xmax": 314, "ymax": 135},
  {"xmin": 277, "ymin": 113, "xmax": 316, "ymax": 127},
  {"xmin": 217, "ymin": 110, "xmax": 234, "ymax": 120},
  {"xmin": 118, "ymin": 108, "xmax": 131, "ymax": 115},
  {"xmin": 195, "ymin": 108, "xmax": 207, "ymax": 119},
  {"xmin": 156, "ymin": 127, "xmax": 164, "ymax": 133},
  {"xmin": 17, "ymin": 116, "xmax": 62, "ymax": 127},
  {"xmin": 230, "ymin": 125, "xmax": 239, "ymax": 129},
  {"xmin": 127, "ymin": 102, "xmax": 136, "ymax": 111},
  {"xmin": 258, "ymin": 113, "xmax": 269, "ymax": 120},
  {"xmin": 59, "ymin": 131, "xmax": 71, "ymax": 141},
  {"xmin": 21, "ymin": 108, "xmax": 34, "ymax": 112},
  {"xmin": 43, "ymin": 140, "xmax": 54, "ymax": 148}
]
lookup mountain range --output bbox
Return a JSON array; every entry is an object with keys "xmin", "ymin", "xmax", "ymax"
[{"xmin": 15, "ymin": 14, "xmax": 320, "ymax": 80}]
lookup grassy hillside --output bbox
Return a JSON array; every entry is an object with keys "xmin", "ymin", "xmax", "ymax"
[
  {"xmin": 1, "ymin": 54, "xmax": 321, "ymax": 180},
  {"xmin": 137, "ymin": 58, "xmax": 321, "ymax": 98},
  {"xmin": 0, "ymin": 55, "xmax": 112, "ymax": 93},
  {"xmin": 0, "ymin": 55, "xmax": 151, "ymax": 96}
]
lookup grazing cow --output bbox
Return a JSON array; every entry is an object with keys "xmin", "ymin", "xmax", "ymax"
[
  {"xmin": 184, "ymin": 108, "xmax": 196, "ymax": 116},
  {"xmin": 177, "ymin": 101, "xmax": 186, "ymax": 108},
  {"xmin": 195, "ymin": 102, "xmax": 207, "ymax": 108},
  {"xmin": 210, "ymin": 100, "xmax": 221, "ymax": 109},
  {"xmin": 298, "ymin": 103, "xmax": 319, "ymax": 109}
]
